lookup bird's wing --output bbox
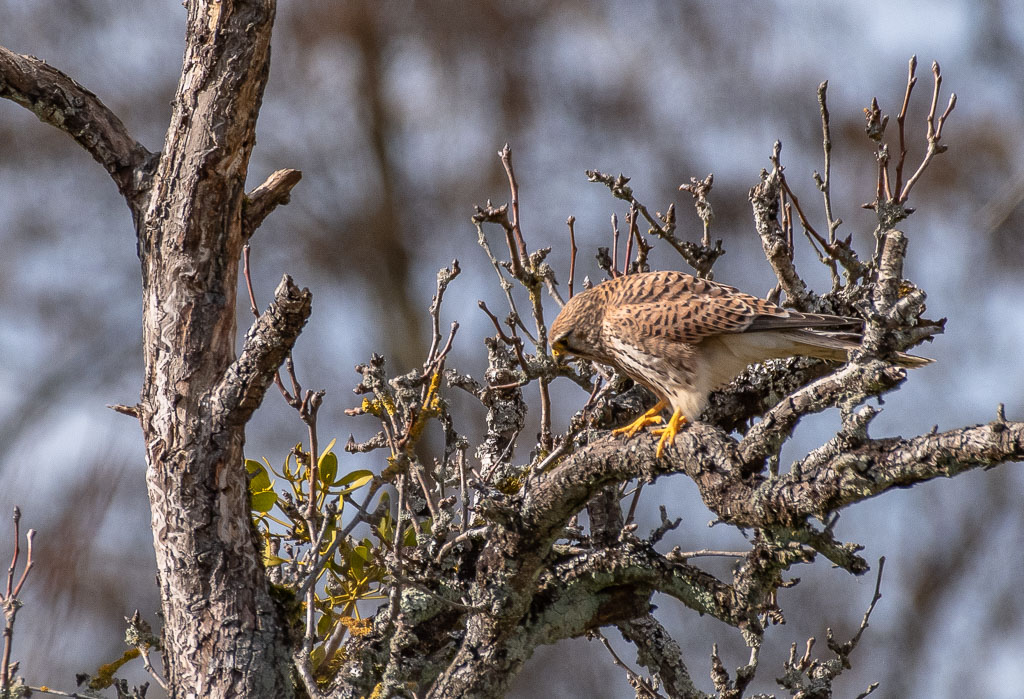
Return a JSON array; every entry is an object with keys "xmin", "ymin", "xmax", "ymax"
[{"xmin": 606, "ymin": 271, "xmax": 858, "ymax": 345}]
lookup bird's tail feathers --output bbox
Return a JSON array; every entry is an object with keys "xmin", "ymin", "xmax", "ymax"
[
  {"xmin": 776, "ymin": 330, "xmax": 933, "ymax": 367},
  {"xmin": 891, "ymin": 351, "xmax": 933, "ymax": 368}
]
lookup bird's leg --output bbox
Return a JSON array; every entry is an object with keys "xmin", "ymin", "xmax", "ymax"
[
  {"xmin": 652, "ymin": 410, "xmax": 688, "ymax": 459},
  {"xmin": 612, "ymin": 400, "xmax": 667, "ymax": 439}
]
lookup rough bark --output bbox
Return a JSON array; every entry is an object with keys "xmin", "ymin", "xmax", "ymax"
[
  {"xmin": 3, "ymin": 14, "xmax": 1017, "ymax": 699},
  {"xmin": 2, "ymin": 1, "xmax": 307, "ymax": 696},
  {"xmin": 0, "ymin": 45, "xmax": 156, "ymax": 221},
  {"xmin": 135, "ymin": 2, "xmax": 301, "ymax": 696}
]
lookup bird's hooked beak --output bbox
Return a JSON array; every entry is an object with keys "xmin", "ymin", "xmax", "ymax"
[{"xmin": 550, "ymin": 331, "xmax": 572, "ymax": 362}]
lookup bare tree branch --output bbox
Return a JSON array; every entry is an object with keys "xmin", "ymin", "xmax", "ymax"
[
  {"xmin": 243, "ymin": 168, "xmax": 303, "ymax": 239},
  {"xmin": 528, "ymin": 418, "xmax": 1023, "ymax": 533},
  {"xmin": 210, "ymin": 275, "xmax": 312, "ymax": 428},
  {"xmin": 0, "ymin": 45, "xmax": 155, "ymax": 217},
  {"xmin": 751, "ymin": 144, "xmax": 812, "ymax": 309},
  {"xmin": 619, "ymin": 615, "xmax": 710, "ymax": 699}
]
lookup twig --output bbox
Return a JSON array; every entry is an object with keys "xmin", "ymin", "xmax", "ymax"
[
  {"xmin": 477, "ymin": 301, "xmax": 529, "ymax": 371},
  {"xmin": 672, "ymin": 548, "xmax": 748, "ymax": 560},
  {"xmin": 786, "ymin": 200, "xmax": 797, "ymax": 252},
  {"xmin": 423, "ymin": 322, "xmax": 459, "ymax": 383},
  {"xmin": 303, "ymin": 502, "xmax": 334, "ymax": 572},
  {"xmin": 436, "ymin": 526, "xmax": 490, "ymax": 564},
  {"xmin": 297, "ymin": 389, "xmax": 326, "ymax": 656},
  {"xmin": 285, "ymin": 355, "xmax": 302, "ymax": 406},
  {"xmin": 2, "ymin": 508, "xmax": 35, "ymax": 694},
  {"xmin": 473, "ymin": 217, "xmax": 536, "ymax": 342},
  {"xmin": 815, "ymin": 82, "xmax": 841, "ymax": 245},
  {"xmin": 648, "ymin": 506, "xmax": 682, "ymax": 545},
  {"xmin": 623, "ymin": 205, "xmax": 636, "ymax": 275},
  {"xmin": 624, "ymin": 483, "xmax": 643, "ymax": 527},
  {"xmin": 426, "ymin": 261, "xmax": 462, "ymax": 369},
  {"xmin": 137, "ymin": 643, "xmax": 167, "ymax": 692},
  {"xmin": 390, "ymin": 573, "xmax": 486, "ymax": 613},
  {"xmin": 23, "ymin": 686, "xmax": 89, "ymax": 697},
  {"xmin": 679, "ymin": 173, "xmax": 714, "ymax": 247},
  {"xmin": 529, "ymin": 434, "xmax": 574, "ymax": 476},
  {"xmin": 458, "ymin": 448, "xmax": 470, "ymax": 530},
  {"xmin": 499, "ymin": 144, "xmax": 530, "ymax": 277},
  {"xmin": 898, "ymin": 61, "xmax": 956, "ymax": 203},
  {"xmin": 610, "ymin": 213, "xmax": 621, "ymax": 278},
  {"xmin": 477, "ymin": 301, "xmax": 515, "ymax": 344},
  {"xmin": 295, "ymin": 484, "xmax": 381, "ymax": 602},
  {"xmin": 566, "ymin": 216, "xmax": 578, "ymax": 298},
  {"xmin": 627, "ymin": 205, "xmax": 652, "ymax": 274},
  {"xmin": 242, "ymin": 168, "xmax": 302, "ymax": 240},
  {"xmin": 294, "ymin": 649, "xmax": 323, "ymax": 699},
  {"xmin": 856, "ymin": 683, "xmax": 881, "ymax": 699},
  {"xmin": 617, "ymin": 616, "xmax": 704, "ymax": 699},
  {"xmin": 539, "ymin": 378, "xmax": 553, "ymax": 452},
  {"xmin": 242, "ymin": 244, "xmax": 260, "ymax": 316},
  {"xmin": 835, "ymin": 557, "xmax": 886, "ymax": 653},
  {"xmin": 589, "ymin": 169, "xmax": 722, "ymax": 276},
  {"xmin": 892, "ymin": 57, "xmax": 918, "ymax": 198},
  {"xmin": 303, "ymin": 391, "xmax": 325, "ymax": 525},
  {"xmin": 241, "ymin": 248, "xmax": 298, "ymax": 405},
  {"xmin": 751, "ymin": 143, "xmax": 812, "ymax": 308},
  {"xmin": 586, "ymin": 170, "xmax": 669, "ymax": 236},
  {"xmin": 779, "ymin": 176, "xmax": 841, "ymax": 284},
  {"xmin": 779, "ymin": 178, "xmax": 823, "ymax": 250},
  {"xmin": 594, "ymin": 631, "xmax": 666, "ymax": 699},
  {"xmin": 107, "ymin": 403, "xmax": 141, "ymax": 418},
  {"xmin": 410, "ymin": 458, "xmax": 440, "ymax": 523}
]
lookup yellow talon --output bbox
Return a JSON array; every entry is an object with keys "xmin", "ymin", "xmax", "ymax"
[
  {"xmin": 652, "ymin": 410, "xmax": 688, "ymax": 459},
  {"xmin": 613, "ymin": 400, "xmax": 667, "ymax": 439}
]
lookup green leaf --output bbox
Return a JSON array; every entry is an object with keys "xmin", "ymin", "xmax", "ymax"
[
  {"xmin": 376, "ymin": 504, "xmax": 392, "ymax": 541},
  {"xmin": 245, "ymin": 460, "xmax": 273, "ymax": 492},
  {"xmin": 283, "ymin": 446, "xmax": 302, "ymax": 480},
  {"xmin": 337, "ymin": 472, "xmax": 374, "ymax": 494},
  {"xmin": 251, "ymin": 490, "xmax": 278, "ymax": 513},
  {"xmin": 249, "ymin": 470, "xmax": 271, "ymax": 493},
  {"xmin": 263, "ymin": 554, "xmax": 289, "ymax": 567},
  {"xmin": 262, "ymin": 537, "xmax": 288, "ymax": 567},
  {"xmin": 318, "ymin": 450, "xmax": 338, "ymax": 487},
  {"xmin": 320, "ymin": 438, "xmax": 338, "ymax": 462},
  {"xmin": 317, "ymin": 611, "xmax": 334, "ymax": 637},
  {"xmin": 348, "ymin": 548, "xmax": 366, "ymax": 579}
]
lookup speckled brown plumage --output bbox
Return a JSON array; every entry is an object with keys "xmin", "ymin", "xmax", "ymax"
[{"xmin": 550, "ymin": 270, "xmax": 929, "ymax": 457}]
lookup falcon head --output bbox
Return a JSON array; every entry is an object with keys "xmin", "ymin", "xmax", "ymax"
[{"xmin": 550, "ymin": 285, "xmax": 610, "ymax": 364}]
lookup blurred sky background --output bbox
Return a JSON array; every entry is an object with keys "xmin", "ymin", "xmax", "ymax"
[{"xmin": 1, "ymin": 2, "xmax": 1023, "ymax": 697}]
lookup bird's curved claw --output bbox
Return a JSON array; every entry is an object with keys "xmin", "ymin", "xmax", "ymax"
[
  {"xmin": 652, "ymin": 410, "xmax": 688, "ymax": 458},
  {"xmin": 612, "ymin": 400, "xmax": 666, "ymax": 439}
]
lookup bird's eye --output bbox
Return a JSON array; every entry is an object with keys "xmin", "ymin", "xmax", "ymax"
[{"xmin": 552, "ymin": 332, "xmax": 571, "ymax": 358}]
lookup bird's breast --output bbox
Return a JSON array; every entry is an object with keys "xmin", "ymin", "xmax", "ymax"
[{"xmin": 605, "ymin": 335, "xmax": 711, "ymax": 418}]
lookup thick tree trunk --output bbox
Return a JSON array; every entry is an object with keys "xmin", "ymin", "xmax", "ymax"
[
  {"xmin": 2, "ymin": 1, "xmax": 307, "ymax": 694},
  {"xmin": 135, "ymin": 1, "xmax": 293, "ymax": 696}
]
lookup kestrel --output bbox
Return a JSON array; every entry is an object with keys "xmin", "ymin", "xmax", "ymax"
[{"xmin": 550, "ymin": 270, "xmax": 931, "ymax": 457}]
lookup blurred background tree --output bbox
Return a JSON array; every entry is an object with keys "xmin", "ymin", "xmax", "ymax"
[{"xmin": 0, "ymin": 1, "xmax": 1021, "ymax": 697}]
